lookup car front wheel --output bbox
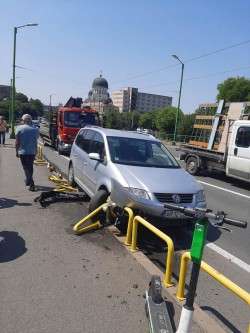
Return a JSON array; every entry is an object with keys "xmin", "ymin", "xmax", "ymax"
[
  {"xmin": 88, "ymin": 190, "xmax": 109, "ymax": 223},
  {"xmin": 68, "ymin": 163, "xmax": 77, "ymax": 187}
]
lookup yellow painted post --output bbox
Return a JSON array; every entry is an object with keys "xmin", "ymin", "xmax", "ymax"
[
  {"xmin": 200, "ymin": 261, "xmax": 250, "ymax": 306},
  {"xmin": 73, "ymin": 204, "xmax": 106, "ymax": 234},
  {"xmin": 123, "ymin": 207, "xmax": 134, "ymax": 246},
  {"xmin": 177, "ymin": 252, "xmax": 191, "ymax": 300},
  {"xmin": 130, "ymin": 216, "xmax": 174, "ymax": 287},
  {"xmin": 177, "ymin": 252, "xmax": 250, "ymax": 307}
]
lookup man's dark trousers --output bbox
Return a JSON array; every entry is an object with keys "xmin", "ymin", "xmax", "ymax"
[{"xmin": 20, "ymin": 155, "xmax": 35, "ymax": 186}]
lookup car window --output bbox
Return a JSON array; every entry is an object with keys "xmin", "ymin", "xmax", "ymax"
[
  {"xmin": 75, "ymin": 129, "xmax": 86, "ymax": 149},
  {"xmin": 107, "ymin": 136, "xmax": 179, "ymax": 168},
  {"xmin": 81, "ymin": 130, "xmax": 95, "ymax": 153},
  {"xmin": 235, "ymin": 127, "xmax": 250, "ymax": 148},
  {"xmin": 91, "ymin": 132, "xmax": 105, "ymax": 159}
]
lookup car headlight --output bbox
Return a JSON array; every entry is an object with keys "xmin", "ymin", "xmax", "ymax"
[
  {"xmin": 196, "ymin": 190, "xmax": 206, "ymax": 202},
  {"xmin": 126, "ymin": 187, "xmax": 150, "ymax": 200}
]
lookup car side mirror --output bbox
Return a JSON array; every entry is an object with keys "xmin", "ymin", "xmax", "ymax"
[{"xmin": 89, "ymin": 152, "xmax": 101, "ymax": 161}]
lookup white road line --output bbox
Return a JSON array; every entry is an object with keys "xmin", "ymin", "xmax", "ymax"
[
  {"xmin": 199, "ymin": 181, "xmax": 250, "ymax": 199},
  {"xmin": 205, "ymin": 242, "xmax": 250, "ymax": 273},
  {"xmin": 186, "ymin": 229, "xmax": 250, "ymax": 273}
]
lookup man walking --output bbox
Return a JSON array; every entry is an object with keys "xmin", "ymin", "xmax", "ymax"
[
  {"xmin": 15, "ymin": 114, "xmax": 39, "ymax": 191},
  {"xmin": 0, "ymin": 116, "xmax": 9, "ymax": 146}
]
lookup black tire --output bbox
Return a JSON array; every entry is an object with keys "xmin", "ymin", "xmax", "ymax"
[
  {"xmin": 57, "ymin": 144, "xmax": 63, "ymax": 155},
  {"xmin": 43, "ymin": 138, "xmax": 48, "ymax": 146},
  {"xmin": 186, "ymin": 156, "xmax": 200, "ymax": 175},
  {"xmin": 68, "ymin": 163, "xmax": 77, "ymax": 187},
  {"xmin": 88, "ymin": 190, "xmax": 109, "ymax": 223}
]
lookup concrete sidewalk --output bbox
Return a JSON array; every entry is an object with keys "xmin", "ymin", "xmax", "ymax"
[{"xmin": 0, "ymin": 136, "xmax": 225, "ymax": 333}]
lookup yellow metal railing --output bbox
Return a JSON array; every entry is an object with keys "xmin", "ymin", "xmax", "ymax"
[
  {"xmin": 130, "ymin": 215, "xmax": 174, "ymax": 287},
  {"xmin": 73, "ymin": 204, "xmax": 106, "ymax": 234},
  {"xmin": 123, "ymin": 207, "xmax": 134, "ymax": 246},
  {"xmin": 34, "ymin": 144, "xmax": 47, "ymax": 165},
  {"xmin": 177, "ymin": 252, "xmax": 250, "ymax": 307}
]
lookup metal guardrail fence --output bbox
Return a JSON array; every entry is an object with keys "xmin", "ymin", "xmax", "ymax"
[{"xmin": 177, "ymin": 252, "xmax": 250, "ymax": 306}]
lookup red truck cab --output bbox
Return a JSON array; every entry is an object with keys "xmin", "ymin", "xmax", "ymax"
[{"xmin": 56, "ymin": 106, "xmax": 99, "ymax": 154}]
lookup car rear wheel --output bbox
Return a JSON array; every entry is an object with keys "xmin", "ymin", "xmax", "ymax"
[
  {"xmin": 68, "ymin": 164, "xmax": 77, "ymax": 187},
  {"xmin": 88, "ymin": 189, "xmax": 109, "ymax": 223}
]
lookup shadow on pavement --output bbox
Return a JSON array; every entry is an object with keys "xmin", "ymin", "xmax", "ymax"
[
  {"xmin": 201, "ymin": 306, "xmax": 241, "ymax": 333},
  {"xmin": 0, "ymin": 198, "xmax": 32, "ymax": 209},
  {"xmin": 0, "ymin": 231, "xmax": 27, "ymax": 262}
]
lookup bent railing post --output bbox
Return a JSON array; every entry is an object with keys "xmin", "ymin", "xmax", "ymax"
[{"xmin": 130, "ymin": 215, "xmax": 174, "ymax": 287}]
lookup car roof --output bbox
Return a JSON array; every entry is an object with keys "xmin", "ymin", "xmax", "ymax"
[{"xmin": 83, "ymin": 126, "xmax": 159, "ymax": 141}]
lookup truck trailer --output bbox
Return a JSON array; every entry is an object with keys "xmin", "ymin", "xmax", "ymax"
[
  {"xmin": 178, "ymin": 101, "xmax": 250, "ymax": 183},
  {"xmin": 40, "ymin": 97, "xmax": 99, "ymax": 154}
]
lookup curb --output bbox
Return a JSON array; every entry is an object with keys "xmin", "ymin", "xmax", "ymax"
[{"xmin": 107, "ymin": 224, "xmax": 227, "ymax": 333}]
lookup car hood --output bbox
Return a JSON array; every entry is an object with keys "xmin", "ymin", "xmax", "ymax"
[{"xmin": 113, "ymin": 164, "xmax": 202, "ymax": 193}]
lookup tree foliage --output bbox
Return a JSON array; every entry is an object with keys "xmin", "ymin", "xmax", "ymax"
[
  {"xmin": 217, "ymin": 77, "xmax": 250, "ymax": 102},
  {"xmin": 0, "ymin": 92, "xmax": 44, "ymax": 122}
]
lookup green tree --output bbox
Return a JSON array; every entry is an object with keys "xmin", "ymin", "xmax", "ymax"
[
  {"xmin": 16, "ymin": 92, "xmax": 29, "ymax": 103},
  {"xmin": 139, "ymin": 110, "xmax": 156, "ymax": 129},
  {"xmin": 216, "ymin": 77, "xmax": 250, "ymax": 102},
  {"xmin": 155, "ymin": 106, "xmax": 183, "ymax": 139},
  {"xmin": 178, "ymin": 113, "xmax": 196, "ymax": 137},
  {"xmin": 124, "ymin": 111, "xmax": 141, "ymax": 130},
  {"xmin": 0, "ymin": 100, "xmax": 10, "ymax": 120},
  {"xmin": 29, "ymin": 98, "xmax": 44, "ymax": 117},
  {"xmin": 106, "ymin": 110, "xmax": 121, "ymax": 129}
]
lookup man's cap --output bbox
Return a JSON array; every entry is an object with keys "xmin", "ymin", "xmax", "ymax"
[{"xmin": 22, "ymin": 114, "xmax": 32, "ymax": 121}]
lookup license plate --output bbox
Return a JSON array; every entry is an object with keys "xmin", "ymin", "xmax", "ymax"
[{"xmin": 162, "ymin": 210, "xmax": 187, "ymax": 219}]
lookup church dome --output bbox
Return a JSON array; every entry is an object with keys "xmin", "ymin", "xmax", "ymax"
[{"xmin": 92, "ymin": 75, "xmax": 108, "ymax": 89}]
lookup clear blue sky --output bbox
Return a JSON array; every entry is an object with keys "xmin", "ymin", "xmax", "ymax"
[{"xmin": 1, "ymin": 0, "xmax": 250, "ymax": 114}]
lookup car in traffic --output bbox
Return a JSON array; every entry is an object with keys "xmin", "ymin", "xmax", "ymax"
[
  {"xmin": 68, "ymin": 126, "xmax": 206, "ymax": 226},
  {"xmin": 32, "ymin": 119, "xmax": 40, "ymax": 128}
]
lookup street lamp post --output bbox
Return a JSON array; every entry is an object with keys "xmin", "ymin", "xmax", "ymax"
[
  {"xmin": 10, "ymin": 23, "xmax": 38, "ymax": 139},
  {"xmin": 172, "ymin": 54, "xmax": 184, "ymax": 142},
  {"xmin": 49, "ymin": 94, "xmax": 56, "ymax": 123}
]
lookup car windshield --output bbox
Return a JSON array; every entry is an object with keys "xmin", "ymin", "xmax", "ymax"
[
  {"xmin": 107, "ymin": 136, "xmax": 180, "ymax": 168},
  {"xmin": 64, "ymin": 111, "xmax": 99, "ymax": 128}
]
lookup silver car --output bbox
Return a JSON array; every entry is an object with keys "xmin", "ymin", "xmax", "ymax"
[{"xmin": 68, "ymin": 126, "xmax": 206, "ymax": 226}]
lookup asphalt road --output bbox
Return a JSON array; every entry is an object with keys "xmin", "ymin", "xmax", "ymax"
[{"xmin": 38, "ymin": 139, "xmax": 250, "ymax": 333}]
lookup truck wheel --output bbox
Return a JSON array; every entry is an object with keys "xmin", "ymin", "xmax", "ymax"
[
  {"xmin": 88, "ymin": 190, "xmax": 109, "ymax": 223},
  {"xmin": 186, "ymin": 156, "xmax": 200, "ymax": 175},
  {"xmin": 68, "ymin": 164, "xmax": 77, "ymax": 187},
  {"xmin": 57, "ymin": 144, "xmax": 63, "ymax": 155}
]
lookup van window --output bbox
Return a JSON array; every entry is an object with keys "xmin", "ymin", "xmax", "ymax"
[
  {"xmin": 81, "ymin": 130, "xmax": 95, "ymax": 153},
  {"xmin": 75, "ymin": 129, "xmax": 86, "ymax": 149},
  {"xmin": 235, "ymin": 127, "xmax": 250, "ymax": 148},
  {"xmin": 91, "ymin": 132, "xmax": 105, "ymax": 159}
]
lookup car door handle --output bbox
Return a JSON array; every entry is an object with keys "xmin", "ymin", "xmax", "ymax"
[
  {"xmin": 234, "ymin": 148, "xmax": 238, "ymax": 155},
  {"xmin": 74, "ymin": 153, "xmax": 77, "ymax": 156},
  {"xmin": 83, "ymin": 162, "xmax": 87, "ymax": 165}
]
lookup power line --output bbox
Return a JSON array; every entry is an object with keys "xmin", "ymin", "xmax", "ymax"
[
  {"xmin": 16, "ymin": 66, "xmax": 89, "ymax": 87},
  {"xmin": 110, "ymin": 39, "xmax": 250, "ymax": 85},
  {"xmin": 15, "ymin": 39, "xmax": 250, "ymax": 93},
  {"xmin": 139, "ymin": 66, "xmax": 250, "ymax": 91}
]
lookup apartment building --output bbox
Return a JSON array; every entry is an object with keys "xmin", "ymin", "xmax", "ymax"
[{"xmin": 113, "ymin": 87, "xmax": 172, "ymax": 113}]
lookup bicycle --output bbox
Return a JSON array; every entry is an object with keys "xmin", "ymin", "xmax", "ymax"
[{"xmin": 144, "ymin": 204, "xmax": 247, "ymax": 333}]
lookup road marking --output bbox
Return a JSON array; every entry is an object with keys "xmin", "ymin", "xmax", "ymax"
[
  {"xmin": 199, "ymin": 181, "xmax": 250, "ymax": 199},
  {"xmin": 205, "ymin": 242, "xmax": 250, "ymax": 273},
  {"xmin": 60, "ymin": 155, "xmax": 70, "ymax": 160},
  {"xmin": 186, "ymin": 229, "xmax": 250, "ymax": 273}
]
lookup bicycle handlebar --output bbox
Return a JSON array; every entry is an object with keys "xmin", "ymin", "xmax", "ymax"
[{"xmin": 164, "ymin": 204, "xmax": 247, "ymax": 228}]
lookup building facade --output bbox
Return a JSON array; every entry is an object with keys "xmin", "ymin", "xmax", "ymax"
[
  {"xmin": 112, "ymin": 87, "xmax": 172, "ymax": 113},
  {"xmin": 0, "ymin": 85, "xmax": 11, "ymax": 101},
  {"xmin": 82, "ymin": 75, "xmax": 116, "ymax": 115}
]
